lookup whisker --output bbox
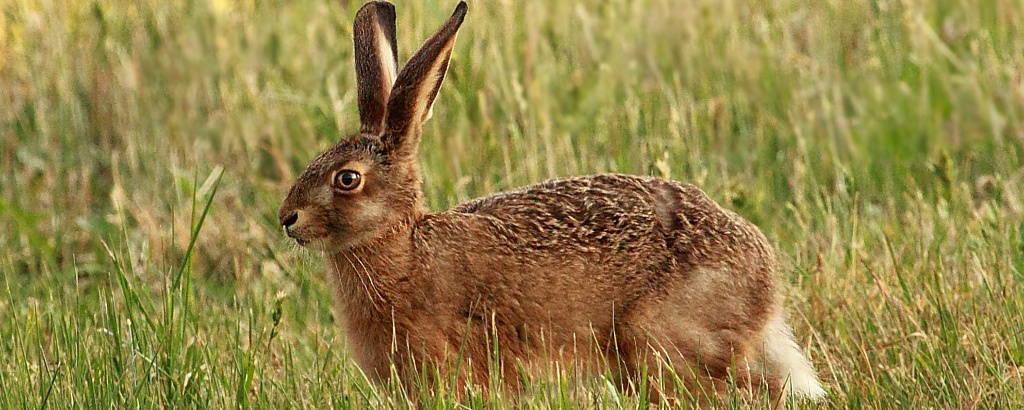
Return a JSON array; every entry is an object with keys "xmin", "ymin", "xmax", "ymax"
[
  {"xmin": 340, "ymin": 252, "xmax": 381, "ymax": 312},
  {"xmin": 354, "ymin": 253, "xmax": 386, "ymax": 305}
]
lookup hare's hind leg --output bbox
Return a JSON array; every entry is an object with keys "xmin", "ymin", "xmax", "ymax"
[
  {"xmin": 613, "ymin": 317, "xmax": 741, "ymax": 404},
  {"xmin": 614, "ymin": 266, "xmax": 774, "ymax": 402}
]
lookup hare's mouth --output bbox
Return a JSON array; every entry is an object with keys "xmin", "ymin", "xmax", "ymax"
[{"xmin": 285, "ymin": 228, "xmax": 312, "ymax": 246}]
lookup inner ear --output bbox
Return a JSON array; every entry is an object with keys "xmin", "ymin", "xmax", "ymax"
[{"xmin": 353, "ymin": 1, "xmax": 399, "ymax": 135}]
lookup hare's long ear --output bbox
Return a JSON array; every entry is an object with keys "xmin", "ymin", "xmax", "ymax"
[
  {"xmin": 353, "ymin": 1, "xmax": 399, "ymax": 135},
  {"xmin": 381, "ymin": 1, "xmax": 467, "ymax": 159}
]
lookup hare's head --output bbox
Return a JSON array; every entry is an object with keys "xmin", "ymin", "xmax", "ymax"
[{"xmin": 278, "ymin": 1, "xmax": 466, "ymax": 250}]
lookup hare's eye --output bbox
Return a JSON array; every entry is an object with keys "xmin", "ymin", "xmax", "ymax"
[{"xmin": 334, "ymin": 170, "xmax": 362, "ymax": 191}]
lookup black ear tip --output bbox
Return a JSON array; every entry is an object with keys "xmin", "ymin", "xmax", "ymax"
[
  {"xmin": 377, "ymin": 2, "xmax": 396, "ymax": 23},
  {"xmin": 378, "ymin": 1, "xmax": 396, "ymax": 14},
  {"xmin": 357, "ymin": 1, "xmax": 395, "ymax": 16},
  {"xmin": 454, "ymin": 1, "xmax": 468, "ymax": 18}
]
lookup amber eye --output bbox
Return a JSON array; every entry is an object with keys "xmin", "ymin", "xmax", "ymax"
[{"xmin": 333, "ymin": 170, "xmax": 362, "ymax": 191}]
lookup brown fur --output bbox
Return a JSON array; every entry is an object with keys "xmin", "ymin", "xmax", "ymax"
[{"xmin": 279, "ymin": 0, "xmax": 818, "ymax": 402}]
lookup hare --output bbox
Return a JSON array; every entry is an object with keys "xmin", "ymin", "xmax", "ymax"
[{"xmin": 278, "ymin": 0, "xmax": 825, "ymax": 403}]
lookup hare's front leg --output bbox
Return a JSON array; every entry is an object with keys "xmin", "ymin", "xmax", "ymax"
[
  {"xmin": 407, "ymin": 315, "xmax": 534, "ymax": 398},
  {"xmin": 385, "ymin": 319, "xmax": 485, "ymax": 400}
]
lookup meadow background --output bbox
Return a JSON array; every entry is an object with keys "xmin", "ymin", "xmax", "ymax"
[{"xmin": 2, "ymin": 0, "xmax": 1023, "ymax": 407}]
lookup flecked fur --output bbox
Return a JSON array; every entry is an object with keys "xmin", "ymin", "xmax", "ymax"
[{"xmin": 278, "ymin": 0, "xmax": 823, "ymax": 402}]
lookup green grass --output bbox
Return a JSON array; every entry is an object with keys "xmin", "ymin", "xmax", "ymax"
[{"xmin": 2, "ymin": 0, "xmax": 1024, "ymax": 407}]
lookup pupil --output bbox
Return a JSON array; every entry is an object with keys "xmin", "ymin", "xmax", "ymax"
[{"xmin": 343, "ymin": 174, "xmax": 354, "ymax": 185}]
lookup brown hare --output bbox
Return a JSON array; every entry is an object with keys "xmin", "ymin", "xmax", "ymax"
[{"xmin": 278, "ymin": 0, "xmax": 825, "ymax": 403}]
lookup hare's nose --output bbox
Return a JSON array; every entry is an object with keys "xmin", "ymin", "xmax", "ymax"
[{"xmin": 281, "ymin": 211, "xmax": 299, "ymax": 228}]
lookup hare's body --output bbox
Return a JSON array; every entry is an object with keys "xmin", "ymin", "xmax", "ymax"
[
  {"xmin": 280, "ymin": 1, "xmax": 824, "ymax": 402},
  {"xmin": 326, "ymin": 174, "xmax": 815, "ymax": 398}
]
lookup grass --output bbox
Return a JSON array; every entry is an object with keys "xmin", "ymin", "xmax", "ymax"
[{"xmin": 2, "ymin": 0, "xmax": 1024, "ymax": 407}]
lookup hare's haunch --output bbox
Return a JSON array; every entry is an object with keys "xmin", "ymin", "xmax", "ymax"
[{"xmin": 278, "ymin": 0, "xmax": 825, "ymax": 402}]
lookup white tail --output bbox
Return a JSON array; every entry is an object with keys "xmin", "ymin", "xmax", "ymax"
[{"xmin": 760, "ymin": 314, "xmax": 827, "ymax": 399}]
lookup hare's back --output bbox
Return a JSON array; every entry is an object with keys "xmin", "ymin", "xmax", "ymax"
[{"xmin": 454, "ymin": 173, "xmax": 772, "ymax": 269}]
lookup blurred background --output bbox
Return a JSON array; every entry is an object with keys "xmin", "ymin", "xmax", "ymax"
[{"xmin": 1, "ymin": 0, "xmax": 1023, "ymax": 407}]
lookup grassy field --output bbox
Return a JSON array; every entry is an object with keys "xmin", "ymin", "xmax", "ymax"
[{"xmin": 2, "ymin": 0, "xmax": 1024, "ymax": 407}]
